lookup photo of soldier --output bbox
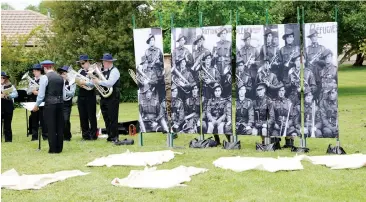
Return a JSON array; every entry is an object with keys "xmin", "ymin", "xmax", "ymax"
[
  {"xmin": 156, "ymin": 98, "xmax": 169, "ymax": 133},
  {"xmin": 256, "ymin": 59, "xmax": 282, "ymax": 99},
  {"xmin": 260, "ymin": 26, "xmax": 280, "ymax": 80},
  {"xmin": 192, "ymin": 34, "xmax": 210, "ymax": 83},
  {"xmin": 183, "ymin": 83, "xmax": 200, "ymax": 134},
  {"xmin": 235, "ymin": 84, "xmax": 254, "ymax": 135},
  {"xmin": 170, "ymin": 84, "xmax": 185, "ymax": 133},
  {"xmin": 304, "ymin": 65, "xmax": 317, "ymax": 97},
  {"xmin": 171, "ymin": 57, "xmax": 195, "ymax": 103},
  {"xmin": 235, "ymin": 58, "xmax": 252, "ymax": 95},
  {"xmin": 318, "ymin": 49, "xmax": 338, "ymax": 101},
  {"xmin": 138, "ymin": 86, "xmax": 161, "ymax": 132},
  {"xmin": 137, "ymin": 55, "xmax": 158, "ymax": 100},
  {"xmin": 285, "ymin": 52, "xmax": 301, "ymax": 106},
  {"xmin": 201, "ymin": 52, "xmax": 221, "ymax": 101},
  {"xmin": 320, "ymin": 85, "xmax": 338, "ymax": 138},
  {"xmin": 304, "ymin": 88, "xmax": 322, "ymax": 138}
]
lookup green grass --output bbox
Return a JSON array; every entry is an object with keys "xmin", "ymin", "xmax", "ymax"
[{"xmin": 2, "ymin": 65, "xmax": 366, "ymax": 202}]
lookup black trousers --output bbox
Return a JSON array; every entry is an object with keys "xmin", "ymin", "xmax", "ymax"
[
  {"xmin": 77, "ymin": 96, "xmax": 97, "ymax": 139},
  {"xmin": 30, "ymin": 107, "xmax": 48, "ymax": 140},
  {"xmin": 100, "ymin": 92, "xmax": 120, "ymax": 141},
  {"xmin": 63, "ymin": 100, "xmax": 72, "ymax": 140},
  {"xmin": 2, "ymin": 110, "xmax": 13, "ymax": 142},
  {"xmin": 44, "ymin": 103, "xmax": 64, "ymax": 153}
]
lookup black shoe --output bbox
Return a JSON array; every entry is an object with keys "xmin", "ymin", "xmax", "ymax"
[
  {"xmin": 107, "ymin": 137, "xmax": 118, "ymax": 142},
  {"xmin": 31, "ymin": 137, "xmax": 38, "ymax": 141},
  {"xmin": 114, "ymin": 139, "xmax": 134, "ymax": 145},
  {"xmin": 64, "ymin": 139, "xmax": 71, "ymax": 141}
]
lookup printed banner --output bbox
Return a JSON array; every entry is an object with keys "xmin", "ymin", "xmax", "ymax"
[
  {"xmin": 133, "ymin": 28, "xmax": 167, "ymax": 133},
  {"xmin": 235, "ymin": 24, "xmax": 301, "ymax": 138},
  {"xmin": 170, "ymin": 27, "xmax": 201, "ymax": 134},
  {"xmin": 303, "ymin": 22, "xmax": 338, "ymax": 138},
  {"xmin": 200, "ymin": 25, "xmax": 233, "ymax": 135}
]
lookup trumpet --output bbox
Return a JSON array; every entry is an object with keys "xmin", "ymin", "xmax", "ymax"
[
  {"xmin": 67, "ymin": 66, "xmax": 93, "ymax": 91},
  {"xmin": 284, "ymin": 50, "xmax": 296, "ymax": 67},
  {"xmin": 22, "ymin": 72, "xmax": 39, "ymax": 91},
  {"xmin": 87, "ymin": 63, "xmax": 113, "ymax": 98},
  {"xmin": 309, "ymin": 50, "xmax": 323, "ymax": 65}
]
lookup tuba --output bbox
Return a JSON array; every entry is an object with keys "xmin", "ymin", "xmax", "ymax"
[
  {"xmin": 67, "ymin": 66, "xmax": 93, "ymax": 91},
  {"xmin": 21, "ymin": 72, "xmax": 39, "ymax": 91},
  {"xmin": 87, "ymin": 63, "xmax": 113, "ymax": 98}
]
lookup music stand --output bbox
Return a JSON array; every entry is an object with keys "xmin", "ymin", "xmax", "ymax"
[{"xmin": 14, "ymin": 89, "xmax": 31, "ymax": 137}]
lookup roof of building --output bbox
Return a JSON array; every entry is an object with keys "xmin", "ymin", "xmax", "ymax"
[{"xmin": 1, "ymin": 10, "xmax": 52, "ymax": 46}]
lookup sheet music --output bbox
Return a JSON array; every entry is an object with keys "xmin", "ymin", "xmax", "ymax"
[{"xmin": 20, "ymin": 102, "xmax": 45, "ymax": 111}]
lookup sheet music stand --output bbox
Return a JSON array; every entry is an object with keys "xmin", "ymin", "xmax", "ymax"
[{"xmin": 14, "ymin": 89, "xmax": 31, "ymax": 137}]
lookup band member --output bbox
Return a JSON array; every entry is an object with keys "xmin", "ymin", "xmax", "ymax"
[
  {"xmin": 1, "ymin": 71, "xmax": 18, "ymax": 142},
  {"xmin": 27, "ymin": 64, "xmax": 48, "ymax": 141},
  {"xmin": 84, "ymin": 53, "xmax": 121, "ymax": 142},
  {"xmin": 76, "ymin": 54, "xmax": 98, "ymax": 140},
  {"xmin": 139, "ymin": 86, "xmax": 160, "ymax": 132},
  {"xmin": 214, "ymin": 27, "xmax": 232, "ymax": 98},
  {"xmin": 304, "ymin": 88, "xmax": 322, "ymax": 138},
  {"xmin": 285, "ymin": 53, "xmax": 301, "ymax": 105},
  {"xmin": 206, "ymin": 83, "xmax": 230, "ymax": 143},
  {"xmin": 184, "ymin": 83, "xmax": 200, "ymax": 133},
  {"xmin": 256, "ymin": 59, "xmax": 282, "ymax": 98},
  {"xmin": 260, "ymin": 28, "xmax": 280, "ymax": 78},
  {"xmin": 236, "ymin": 58, "xmax": 252, "ymax": 94},
  {"xmin": 192, "ymin": 35, "xmax": 209, "ymax": 82},
  {"xmin": 171, "ymin": 84, "xmax": 184, "ymax": 133},
  {"xmin": 172, "ymin": 33, "xmax": 194, "ymax": 68},
  {"xmin": 32, "ymin": 60, "xmax": 64, "ymax": 153},
  {"xmin": 57, "ymin": 66, "xmax": 76, "ymax": 141},
  {"xmin": 320, "ymin": 85, "xmax": 338, "ymax": 138},
  {"xmin": 306, "ymin": 29, "xmax": 326, "ymax": 94},
  {"xmin": 201, "ymin": 52, "xmax": 221, "ymax": 101},
  {"xmin": 145, "ymin": 34, "xmax": 166, "ymax": 103},
  {"xmin": 252, "ymin": 83, "xmax": 274, "ymax": 142},
  {"xmin": 304, "ymin": 66, "xmax": 317, "ymax": 97},
  {"xmin": 237, "ymin": 32, "xmax": 260, "ymax": 86},
  {"xmin": 278, "ymin": 28, "xmax": 300, "ymax": 83},
  {"xmin": 138, "ymin": 55, "xmax": 158, "ymax": 99},
  {"xmin": 172, "ymin": 58, "xmax": 195, "ymax": 102},
  {"xmin": 319, "ymin": 49, "xmax": 338, "ymax": 101},
  {"xmin": 236, "ymin": 84, "xmax": 254, "ymax": 135}
]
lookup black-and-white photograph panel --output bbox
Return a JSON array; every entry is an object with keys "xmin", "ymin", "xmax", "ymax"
[
  {"xmin": 133, "ymin": 28, "xmax": 167, "ymax": 133},
  {"xmin": 170, "ymin": 27, "xmax": 200, "ymax": 134},
  {"xmin": 235, "ymin": 25, "xmax": 263, "ymax": 135},
  {"xmin": 304, "ymin": 22, "xmax": 338, "ymax": 138},
  {"xmin": 200, "ymin": 25, "xmax": 233, "ymax": 135}
]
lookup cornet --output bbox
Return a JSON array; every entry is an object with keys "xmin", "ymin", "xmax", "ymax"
[
  {"xmin": 284, "ymin": 50, "xmax": 296, "ymax": 67},
  {"xmin": 22, "ymin": 72, "xmax": 39, "ymax": 91},
  {"xmin": 67, "ymin": 66, "xmax": 93, "ymax": 91},
  {"xmin": 87, "ymin": 63, "xmax": 113, "ymax": 98}
]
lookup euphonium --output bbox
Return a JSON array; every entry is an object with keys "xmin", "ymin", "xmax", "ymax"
[
  {"xmin": 87, "ymin": 63, "xmax": 113, "ymax": 98},
  {"xmin": 67, "ymin": 66, "xmax": 93, "ymax": 91},
  {"xmin": 21, "ymin": 72, "xmax": 39, "ymax": 91}
]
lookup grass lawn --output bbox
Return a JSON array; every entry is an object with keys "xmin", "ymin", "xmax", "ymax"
[{"xmin": 2, "ymin": 65, "xmax": 366, "ymax": 201}]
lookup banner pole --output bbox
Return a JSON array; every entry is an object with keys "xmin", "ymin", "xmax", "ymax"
[
  {"xmin": 301, "ymin": 6, "xmax": 307, "ymax": 148},
  {"xmin": 198, "ymin": 11, "xmax": 205, "ymax": 141},
  {"xmin": 334, "ymin": 5, "xmax": 340, "ymax": 147},
  {"xmin": 265, "ymin": 8, "xmax": 269, "ymax": 25},
  {"xmin": 132, "ymin": 15, "xmax": 136, "ymax": 29},
  {"xmin": 233, "ymin": 10, "xmax": 239, "ymax": 143},
  {"xmin": 167, "ymin": 14, "xmax": 175, "ymax": 147}
]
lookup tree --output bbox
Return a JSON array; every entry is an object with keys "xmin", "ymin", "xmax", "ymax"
[
  {"xmin": 25, "ymin": 1, "xmax": 53, "ymax": 16},
  {"xmin": 1, "ymin": 3, "xmax": 14, "ymax": 10}
]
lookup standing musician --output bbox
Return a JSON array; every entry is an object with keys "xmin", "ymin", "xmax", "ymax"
[
  {"xmin": 32, "ymin": 60, "xmax": 64, "ymax": 153},
  {"xmin": 256, "ymin": 59, "xmax": 282, "ymax": 99},
  {"xmin": 285, "ymin": 53, "xmax": 301, "ymax": 105},
  {"xmin": 201, "ymin": 52, "xmax": 221, "ymax": 101},
  {"xmin": 82, "ymin": 53, "xmax": 121, "ymax": 142},
  {"xmin": 1, "ymin": 71, "xmax": 18, "ymax": 142},
  {"xmin": 75, "ymin": 54, "xmax": 98, "ymax": 140},
  {"xmin": 57, "ymin": 66, "xmax": 76, "ymax": 141},
  {"xmin": 192, "ymin": 35, "xmax": 209, "ymax": 83},
  {"xmin": 260, "ymin": 28, "xmax": 280, "ymax": 79},
  {"xmin": 27, "ymin": 64, "xmax": 48, "ymax": 141},
  {"xmin": 235, "ymin": 84, "xmax": 254, "ymax": 135},
  {"xmin": 278, "ymin": 28, "xmax": 300, "ymax": 83},
  {"xmin": 236, "ymin": 58, "xmax": 252, "ymax": 93}
]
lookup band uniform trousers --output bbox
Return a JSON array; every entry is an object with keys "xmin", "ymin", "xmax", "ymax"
[
  {"xmin": 30, "ymin": 107, "xmax": 48, "ymax": 140},
  {"xmin": 1, "ymin": 99, "xmax": 14, "ymax": 142},
  {"xmin": 63, "ymin": 99, "xmax": 72, "ymax": 140},
  {"xmin": 100, "ymin": 90, "xmax": 120, "ymax": 141},
  {"xmin": 44, "ymin": 103, "xmax": 64, "ymax": 152},
  {"xmin": 77, "ymin": 95, "xmax": 97, "ymax": 139}
]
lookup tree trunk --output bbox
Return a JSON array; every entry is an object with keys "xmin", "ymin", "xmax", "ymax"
[
  {"xmin": 339, "ymin": 48, "xmax": 357, "ymax": 65},
  {"xmin": 353, "ymin": 53, "xmax": 364, "ymax": 66}
]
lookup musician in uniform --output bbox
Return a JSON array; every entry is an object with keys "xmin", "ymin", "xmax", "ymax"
[
  {"xmin": 306, "ymin": 29, "xmax": 326, "ymax": 98},
  {"xmin": 235, "ymin": 84, "xmax": 254, "ymax": 135},
  {"xmin": 86, "ymin": 53, "xmax": 121, "ymax": 142},
  {"xmin": 138, "ymin": 55, "xmax": 158, "ymax": 99},
  {"xmin": 184, "ymin": 83, "xmax": 200, "ymax": 133},
  {"xmin": 192, "ymin": 35, "xmax": 210, "ymax": 83},
  {"xmin": 1, "ymin": 71, "xmax": 18, "ymax": 142},
  {"xmin": 201, "ymin": 52, "xmax": 221, "ymax": 101},
  {"xmin": 304, "ymin": 66, "xmax": 317, "ymax": 97},
  {"xmin": 145, "ymin": 34, "xmax": 165, "ymax": 102},
  {"xmin": 278, "ymin": 28, "xmax": 300, "ymax": 83},
  {"xmin": 236, "ymin": 58, "xmax": 252, "ymax": 94},
  {"xmin": 32, "ymin": 60, "xmax": 64, "ymax": 153},
  {"xmin": 237, "ymin": 32, "xmax": 260, "ymax": 87},
  {"xmin": 320, "ymin": 85, "xmax": 338, "ymax": 138},
  {"xmin": 214, "ymin": 27, "xmax": 232, "ymax": 98},
  {"xmin": 285, "ymin": 53, "xmax": 301, "ymax": 105},
  {"xmin": 26, "ymin": 64, "xmax": 48, "ymax": 141},
  {"xmin": 139, "ymin": 86, "xmax": 160, "ymax": 132},
  {"xmin": 319, "ymin": 49, "xmax": 338, "ymax": 101},
  {"xmin": 76, "ymin": 54, "xmax": 98, "ymax": 140},
  {"xmin": 57, "ymin": 66, "xmax": 76, "ymax": 141},
  {"xmin": 260, "ymin": 28, "xmax": 280, "ymax": 78},
  {"xmin": 172, "ymin": 58, "xmax": 195, "ymax": 102},
  {"xmin": 304, "ymin": 88, "xmax": 322, "ymax": 138},
  {"xmin": 206, "ymin": 83, "xmax": 230, "ymax": 143},
  {"xmin": 171, "ymin": 84, "xmax": 185, "ymax": 133},
  {"xmin": 256, "ymin": 59, "xmax": 282, "ymax": 98},
  {"xmin": 252, "ymin": 83, "xmax": 274, "ymax": 142}
]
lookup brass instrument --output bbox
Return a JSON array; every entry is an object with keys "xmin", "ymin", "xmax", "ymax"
[
  {"xmin": 67, "ymin": 66, "xmax": 93, "ymax": 91},
  {"xmin": 87, "ymin": 63, "xmax": 113, "ymax": 98},
  {"xmin": 21, "ymin": 72, "xmax": 39, "ymax": 91},
  {"xmin": 1, "ymin": 85, "xmax": 14, "ymax": 96},
  {"xmin": 199, "ymin": 65, "xmax": 216, "ymax": 84},
  {"xmin": 245, "ymin": 53, "xmax": 253, "ymax": 67},
  {"xmin": 269, "ymin": 54, "xmax": 279, "ymax": 67},
  {"xmin": 171, "ymin": 67, "xmax": 190, "ymax": 93},
  {"xmin": 236, "ymin": 74, "xmax": 244, "ymax": 84},
  {"xmin": 191, "ymin": 50, "xmax": 206, "ymax": 71},
  {"xmin": 128, "ymin": 69, "xmax": 138, "ymax": 85},
  {"xmin": 136, "ymin": 66, "xmax": 151, "ymax": 84},
  {"xmin": 284, "ymin": 50, "xmax": 296, "ymax": 67},
  {"xmin": 309, "ymin": 50, "xmax": 323, "ymax": 65}
]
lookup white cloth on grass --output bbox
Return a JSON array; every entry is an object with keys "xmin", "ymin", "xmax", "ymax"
[
  {"xmin": 1, "ymin": 169, "xmax": 89, "ymax": 190},
  {"xmin": 213, "ymin": 156, "xmax": 304, "ymax": 172},
  {"xmin": 111, "ymin": 166, "xmax": 208, "ymax": 189},
  {"xmin": 20, "ymin": 102, "xmax": 45, "ymax": 111},
  {"xmin": 87, "ymin": 150, "xmax": 181, "ymax": 167},
  {"xmin": 296, "ymin": 154, "xmax": 366, "ymax": 169}
]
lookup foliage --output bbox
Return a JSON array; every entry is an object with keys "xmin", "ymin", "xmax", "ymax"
[
  {"xmin": 360, "ymin": 39, "xmax": 366, "ymax": 54},
  {"xmin": 1, "ymin": 3, "xmax": 14, "ymax": 10},
  {"xmin": 25, "ymin": 1, "xmax": 52, "ymax": 16}
]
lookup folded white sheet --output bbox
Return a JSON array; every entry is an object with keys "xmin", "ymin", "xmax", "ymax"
[
  {"xmin": 1, "ymin": 169, "xmax": 89, "ymax": 190},
  {"xmin": 213, "ymin": 156, "xmax": 304, "ymax": 172},
  {"xmin": 87, "ymin": 150, "xmax": 180, "ymax": 167},
  {"xmin": 111, "ymin": 166, "xmax": 208, "ymax": 189},
  {"xmin": 297, "ymin": 154, "xmax": 366, "ymax": 169}
]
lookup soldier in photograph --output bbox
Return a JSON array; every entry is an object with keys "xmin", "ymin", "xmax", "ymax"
[
  {"xmin": 171, "ymin": 84, "xmax": 185, "ymax": 133},
  {"xmin": 272, "ymin": 85, "xmax": 294, "ymax": 137},
  {"xmin": 320, "ymin": 85, "xmax": 338, "ymax": 138},
  {"xmin": 304, "ymin": 88, "xmax": 322, "ymax": 138},
  {"xmin": 139, "ymin": 86, "xmax": 161, "ymax": 132},
  {"xmin": 172, "ymin": 57, "xmax": 195, "ymax": 102},
  {"xmin": 156, "ymin": 98, "xmax": 169, "ymax": 133},
  {"xmin": 304, "ymin": 66, "xmax": 317, "ymax": 97},
  {"xmin": 278, "ymin": 28, "xmax": 300, "ymax": 83},
  {"xmin": 184, "ymin": 83, "xmax": 201, "ymax": 133},
  {"xmin": 285, "ymin": 52, "xmax": 301, "ymax": 106},
  {"xmin": 236, "ymin": 58, "xmax": 252, "ymax": 95},
  {"xmin": 260, "ymin": 28, "xmax": 280, "ymax": 78},
  {"xmin": 138, "ymin": 55, "xmax": 158, "ymax": 99},
  {"xmin": 172, "ymin": 33, "xmax": 194, "ymax": 68},
  {"xmin": 201, "ymin": 52, "xmax": 221, "ymax": 101},
  {"xmin": 235, "ymin": 84, "xmax": 254, "ymax": 135},
  {"xmin": 256, "ymin": 59, "xmax": 282, "ymax": 99},
  {"xmin": 192, "ymin": 34, "xmax": 210, "ymax": 83},
  {"xmin": 319, "ymin": 49, "xmax": 338, "ymax": 101}
]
